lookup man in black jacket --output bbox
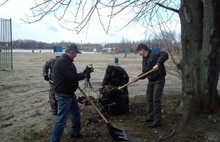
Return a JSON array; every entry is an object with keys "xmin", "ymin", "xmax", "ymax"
[
  {"xmin": 50, "ymin": 44, "xmax": 93, "ymax": 142},
  {"xmin": 133, "ymin": 43, "xmax": 169, "ymax": 128},
  {"xmin": 101, "ymin": 65, "xmax": 129, "ymax": 114}
]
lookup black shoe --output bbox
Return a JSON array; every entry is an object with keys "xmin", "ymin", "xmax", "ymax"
[
  {"xmin": 71, "ymin": 133, "xmax": 85, "ymax": 139},
  {"xmin": 52, "ymin": 111, "xmax": 58, "ymax": 116},
  {"xmin": 148, "ymin": 123, "xmax": 161, "ymax": 128},
  {"xmin": 52, "ymin": 112, "xmax": 57, "ymax": 116}
]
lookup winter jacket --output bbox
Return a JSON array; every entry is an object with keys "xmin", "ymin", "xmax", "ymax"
[
  {"xmin": 53, "ymin": 53, "xmax": 85, "ymax": 96},
  {"xmin": 102, "ymin": 65, "xmax": 129, "ymax": 92},
  {"xmin": 43, "ymin": 57, "xmax": 57, "ymax": 80},
  {"xmin": 141, "ymin": 51, "xmax": 169, "ymax": 81}
]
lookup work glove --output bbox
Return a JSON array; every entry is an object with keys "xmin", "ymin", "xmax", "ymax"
[
  {"xmin": 44, "ymin": 76, "xmax": 49, "ymax": 81},
  {"xmin": 83, "ymin": 66, "xmax": 94, "ymax": 79}
]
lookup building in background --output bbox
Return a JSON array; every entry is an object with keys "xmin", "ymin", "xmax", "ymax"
[{"xmin": 53, "ymin": 45, "xmax": 63, "ymax": 53}]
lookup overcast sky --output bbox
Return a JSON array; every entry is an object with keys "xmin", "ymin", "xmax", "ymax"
[{"xmin": 0, "ymin": 0, "xmax": 180, "ymax": 44}]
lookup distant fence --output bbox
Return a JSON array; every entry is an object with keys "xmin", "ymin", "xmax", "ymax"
[{"xmin": 0, "ymin": 18, "xmax": 13, "ymax": 70}]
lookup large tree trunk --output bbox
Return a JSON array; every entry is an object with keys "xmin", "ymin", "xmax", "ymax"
[
  {"xmin": 177, "ymin": 0, "xmax": 220, "ymax": 127},
  {"xmin": 201, "ymin": 0, "xmax": 220, "ymax": 111}
]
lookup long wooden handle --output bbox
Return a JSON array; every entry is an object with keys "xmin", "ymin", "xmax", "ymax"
[
  {"xmin": 118, "ymin": 69, "xmax": 155, "ymax": 90},
  {"xmin": 78, "ymin": 87, "xmax": 109, "ymax": 124},
  {"xmin": 50, "ymin": 80, "xmax": 108, "ymax": 123},
  {"xmin": 118, "ymin": 81, "xmax": 133, "ymax": 90}
]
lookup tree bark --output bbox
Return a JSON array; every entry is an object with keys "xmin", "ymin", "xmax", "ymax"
[
  {"xmin": 200, "ymin": 0, "xmax": 220, "ymax": 111},
  {"xmin": 177, "ymin": 0, "xmax": 220, "ymax": 127}
]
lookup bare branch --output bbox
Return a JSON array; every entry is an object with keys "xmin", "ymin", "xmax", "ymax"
[
  {"xmin": 0, "ymin": 0, "xmax": 9, "ymax": 7},
  {"xmin": 75, "ymin": 0, "xmax": 100, "ymax": 33},
  {"xmin": 109, "ymin": 1, "xmax": 138, "ymax": 16},
  {"xmin": 155, "ymin": 12, "xmax": 181, "ymax": 72},
  {"xmin": 74, "ymin": 0, "xmax": 83, "ymax": 24},
  {"xmin": 22, "ymin": 0, "xmax": 180, "ymax": 36},
  {"xmin": 22, "ymin": 0, "xmax": 66, "ymax": 24},
  {"xmin": 54, "ymin": 0, "xmax": 71, "ymax": 20},
  {"xmin": 96, "ymin": 8, "xmax": 107, "ymax": 33},
  {"xmin": 156, "ymin": 2, "xmax": 179, "ymax": 13}
]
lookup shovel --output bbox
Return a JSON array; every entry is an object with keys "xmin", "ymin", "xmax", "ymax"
[
  {"xmin": 118, "ymin": 69, "xmax": 155, "ymax": 90},
  {"xmin": 78, "ymin": 87, "xmax": 128, "ymax": 141}
]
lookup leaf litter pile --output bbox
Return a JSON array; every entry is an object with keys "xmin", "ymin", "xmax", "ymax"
[{"xmin": 20, "ymin": 93, "xmax": 220, "ymax": 142}]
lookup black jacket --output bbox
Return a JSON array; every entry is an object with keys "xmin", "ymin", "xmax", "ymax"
[
  {"xmin": 102, "ymin": 65, "xmax": 129, "ymax": 90},
  {"xmin": 53, "ymin": 53, "xmax": 85, "ymax": 96},
  {"xmin": 141, "ymin": 51, "xmax": 169, "ymax": 81}
]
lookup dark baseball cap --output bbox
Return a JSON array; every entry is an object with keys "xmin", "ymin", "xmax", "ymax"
[{"xmin": 66, "ymin": 43, "xmax": 81, "ymax": 54}]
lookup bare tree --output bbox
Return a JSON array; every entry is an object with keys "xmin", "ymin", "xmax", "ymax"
[
  {"xmin": 177, "ymin": 0, "xmax": 220, "ymax": 127},
  {"xmin": 23, "ymin": 0, "xmax": 220, "ymax": 130},
  {"xmin": 23, "ymin": 1, "xmax": 179, "ymax": 33},
  {"xmin": 146, "ymin": 31, "xmax": 182, "ymax": 78}
]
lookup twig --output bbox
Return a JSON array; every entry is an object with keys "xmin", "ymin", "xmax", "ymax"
[
  {"xmin": 158, "ymin": 129, "xmax": 176, "ymax": 141},
  {"xmin": 0, "ymin": 0, "xmax": 9, "ymax": 7},
  {"xmin": 156, "ymin": 3, "xmax": 179, "ymax": 13}
]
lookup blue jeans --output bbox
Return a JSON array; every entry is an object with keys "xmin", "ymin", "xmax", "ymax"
[{"xmin": 50, "ymin": 93, "xmax": 81, "ymax": 142}]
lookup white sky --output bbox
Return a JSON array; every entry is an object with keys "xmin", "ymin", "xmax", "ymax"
[{"xmin": 0, "ymin": 0, "xmax": 180, "ymax": 44}]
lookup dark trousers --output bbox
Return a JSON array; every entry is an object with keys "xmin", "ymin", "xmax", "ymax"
[
  {"xmin": 146, "ymin": 77, "xmax": 165, "ymax": 124},
  {"xmin": 49, "ymin": 82, "xmax": 57, "ymax": 112},
  {"xmin": 123, "ymin": 89, "xmax": 129, "ymax": 113}
]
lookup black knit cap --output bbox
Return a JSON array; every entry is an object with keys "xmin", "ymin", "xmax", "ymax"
[
  {"xmin": 66, "ymin": 43, "xmax": 81, "ymax": 53},
  {"xmin": 136, "ymin": 43, "xmax": 150, "ymax": 51},
  {"xmin": 106, "ymin": 65, "xmax": 114, "ymax": 74}
]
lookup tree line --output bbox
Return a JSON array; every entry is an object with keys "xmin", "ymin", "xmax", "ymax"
[{"xmin": 13, "ymin": 32, "xmax": 181, "ymax": 53}]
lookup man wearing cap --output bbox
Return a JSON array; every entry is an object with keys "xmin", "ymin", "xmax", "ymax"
[
  {"xmin": 133, "ymin": 43, "xmax": 168, "ymax": 128},
  {"xmin": 50, "ymin": 43, "xmax": 93, "ymax": 142}
]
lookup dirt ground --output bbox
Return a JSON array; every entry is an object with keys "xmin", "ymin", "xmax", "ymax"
[{"xmin": 0, "ymin": 53, "xmax": 220, "ymax": 142}]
